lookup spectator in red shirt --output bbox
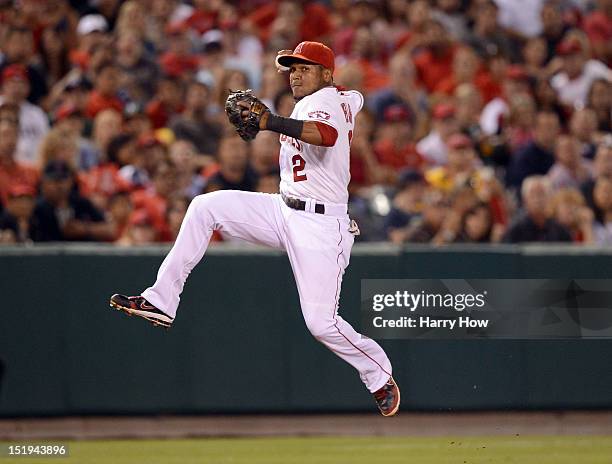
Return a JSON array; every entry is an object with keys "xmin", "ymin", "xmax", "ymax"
[
  {"xmin": 130, "ymin": 160, "xmax": 176, "ymax": 241},
  {"xmin": 374, "ymin": 104, "xmax": 423, "ymax": 172},
  {"xmin": 413, "ymin": 19, "xmax": 457, "ymax": 93},
  {"xmin": 146, "ymin": 76, "xmax": 184, "ymax": 129},
  {"xmin": 582, "ymin": 0, "xmax": 612, "ymax": 65},
  {"xmin": 434, "ymin": 45, "xmax": 498, "ymax": 103},
  {"xmin": 248, "ymin": 0, "xmax": 332, "ymax": 47},
  {"xmin": 85, "ymin": 61, "xmax": 124, "ymax": 118},
  {"xmin": 159, "ymin": 23, "xmax": 199, "ymax": 78},
  {"xmin": 181, "ymin": 0, "xmax": 220, "ymax": 35},
  {"xmin": 0, "ymin": 103, "xmax": 39, "ymax": 206}
]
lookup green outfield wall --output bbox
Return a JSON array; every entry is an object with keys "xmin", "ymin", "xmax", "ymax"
[{"xmin": 1, "ymin": 244, "xmax": 611, "ymax": 416}]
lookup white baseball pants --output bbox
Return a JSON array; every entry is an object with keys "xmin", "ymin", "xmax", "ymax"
[{"xmin": 142, "ymin": 191, "xmax": 392, "ymax": 393}]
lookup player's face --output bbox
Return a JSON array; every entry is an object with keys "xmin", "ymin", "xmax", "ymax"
[{"xmin": 289, "ymin": 64, "xmax": 327, "ymax": 100}]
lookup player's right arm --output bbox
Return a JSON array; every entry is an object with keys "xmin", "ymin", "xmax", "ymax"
[{"xmin": 260, "ymin": 113, "xmax": 338, "ymax": 147}]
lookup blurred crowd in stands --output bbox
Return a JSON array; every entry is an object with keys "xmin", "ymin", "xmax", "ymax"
[{"xmin": 0, "ymin": 0, "xmax": 610, "ymax": 246}]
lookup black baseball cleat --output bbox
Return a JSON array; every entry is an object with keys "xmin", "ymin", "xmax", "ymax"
[
  {"xmin": 109, "ymin": 294, "xmax": 174, "ymax": 328},
  {"xmin": 373, "ymin": 376, "xmax": 400, "ymax": 417}
]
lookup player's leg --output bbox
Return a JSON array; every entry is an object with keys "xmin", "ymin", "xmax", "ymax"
[
  {"xmin": 284, "ymin": 208, "xmax": 398, "ymax": 414},
  {"xmin": 111, "ymin": 191, "xmax": 284, "ymax": 324}
]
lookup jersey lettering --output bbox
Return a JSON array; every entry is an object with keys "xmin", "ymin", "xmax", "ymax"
[
  {"xmin": 280, "ymin": 134, "xmax": 302, "ymax": 151},
  {"xmin": 341, "ymin": 103, "xmax": 352, "ymax": 124}
]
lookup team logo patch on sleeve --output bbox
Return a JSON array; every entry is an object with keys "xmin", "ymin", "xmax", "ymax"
[{"xmin": 308, "ymin": 110, "xmax": 331, "ymax": 120}]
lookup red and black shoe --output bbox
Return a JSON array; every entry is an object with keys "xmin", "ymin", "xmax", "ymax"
[
  {"xmin": 373, "ymin": 377, "xmax": 400, "ymax": 417},
  {"xmin": 109, "ymin": 294, "xmax": 174, "ymax": 328}
]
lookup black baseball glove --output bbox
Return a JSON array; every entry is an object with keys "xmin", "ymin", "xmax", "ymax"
[{"xmin": 225, "ymin": 89, "xmax": 270, "ymax": 141}]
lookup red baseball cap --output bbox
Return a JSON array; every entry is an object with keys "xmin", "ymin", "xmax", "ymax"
[
  {"xmin": 8, "ymin": 184, "xmax": 36, "ymax": 198},
  {"xmin": 432, "ymin": 103, "xmax": 455, "ymax": 120},
  {"xmin": 2, "ymin": 64, "xmax": 28, "ymax": 83},
  {"xmin": 505, "ymin": 65, "xmax": 529, "ymax": 81},
  {"xmin": 384, "ymin": 104, "xmax": 411, "ymax": 122},
  {"xmin": 277, "ymin": 41, "xmax": 335, "ymax": 72},
  {"xmin": 55, "ymin": 103, "xmax": 82, "ymax": 122},
  {"xmin": 557, "ymin": 38, "xmax": 583, "ymax": 56},
  {"xmin": 447, "ymin": 133, "xmax": 473, "ymax": 149}
]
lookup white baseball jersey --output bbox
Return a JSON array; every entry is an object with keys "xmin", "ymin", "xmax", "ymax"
[{"xmin": 279, "ymin": 86, "xmax": 363, "ymax": 205}]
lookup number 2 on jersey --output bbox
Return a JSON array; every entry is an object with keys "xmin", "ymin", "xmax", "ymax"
[{"xmin": 292, "ymin": 154, "xmax": 307, "ymax": 182}]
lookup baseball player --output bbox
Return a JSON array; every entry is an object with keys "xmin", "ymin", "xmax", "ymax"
[{"xmin": 110, "ymin": 42, "xmax": 400, "ymax": 416}]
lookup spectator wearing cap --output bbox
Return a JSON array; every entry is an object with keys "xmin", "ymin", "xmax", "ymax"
[
  {"xmin": 416, "ymin": 103, "xmax": 458, "ymax": 166},
  {"xmin": 70, "ymin": 14, "xmax": 110, "ymax": 70},
  {"xmin": 384, "ymin": 170, "xmax": 427, "ymax": 244},
  {"xmin": 480, "ymin": 65, "xmax": 531, "ymax": 136},
  {"xmin": 551, "ymin": 37, "xmax": 612, "ymax": 108},
  {"xmin": 146, "ymin": 76, "xmax": 184, "ymax": 129},
  {"xmin": 0, "ymin": 64, "xmax": 50, "ymax": 166},
  {"xmin": 367, "ymin": 50, "xmax": 428, "ymax": 137},
  {"xmin": 502, "ymin": 175, "xmax": 572, "ymax": 243},
  {"xmin": 547, "ymin": 134, "xmax": 593, "ymax": 190},
  {"xmin": 374, "ymin": 104, "xmax": 423, "ymax": 172},
  {"xmin": 205, "ymin": 136, "xmax": 258, "ymax": 192},
  {"xmin": 465, "ymin": 1, "xmax": 515, "ymax": 62},
  {"xmin": 159, "ymin": 22, "xmax": 199, "ymax": 79},
  {"xmin": 0, "ymin": 185, "xmax": 36, "ymax": 243},
  {"xmin": 0, "ymin": 26, "xmax": 48, "ymax": 105},
  {"xmin": 507, "ymin": 110, "xmax": 560, "ymax": 188},
  {"xmin": 31, "ymin": 160, "xmax": 114, "ymax": 242},
  {"xmin": 412, "ymin": 19, "xmax": 458, "ymax": 94},
  {"xmin": 592, "ymin": 176, "xmax": 612, "ymax": 245},
  {"xmin": 116, "ymin": 31, "xmax": 160, "ymax": 104},
  {"xmin": 425, "ymin": 133, "xmax": 480, "ymax": 192},
  {"xmin": 78, "ymin": 133, "xmax": 134, "ymax": 212},
  {"xmin": 85, "ymin": 61, "xmax": 124, "ymax": 118},
  {"xmin": 169, "ymin": 80, "xmax": 221, "ymax": 156},
  {"xmin": 582, "ymin": 0, "xmax": 612, "ymax": 65},
  {"xmin": 425, "ymin": 132, "xmax": 509, "ymax": 232},
  {"xmin": 130, "ymin": 160, "xmax": 177, "ymax": 240},
  {"xmin": 54, "ymin": 102, "xmax": 99, "ymax": 171},
  {"xmin": 0, "ymin": 103, "xmax": 39, "ymax": 206}
]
